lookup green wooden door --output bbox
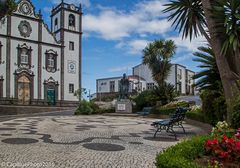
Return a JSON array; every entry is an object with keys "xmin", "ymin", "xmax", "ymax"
[{"xmin": 47, "ymin": 89, "xmax": 55, "ymax": 105}]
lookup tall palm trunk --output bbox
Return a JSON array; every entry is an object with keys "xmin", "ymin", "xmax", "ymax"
[{"xmin": 201, "ymin": 0, "xmax": 240, "ymax": 122}]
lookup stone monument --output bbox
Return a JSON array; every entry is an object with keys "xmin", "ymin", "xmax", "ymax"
[{"xmin": 115, "ymin": 74, "xmax": 132, "ymax": 113}]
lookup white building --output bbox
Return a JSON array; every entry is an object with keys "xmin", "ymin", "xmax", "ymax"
[
  {"xmin": 96, "ymin": 75, "xmax": 147, "ymax": 99},
  {"xmin": 96, "ymin": 63, "xmax": 195, "ymax": 99},
  {"xmin": 133, "ymin": 64, "xmax": 195, "ymax": 95},
  {"xmin": 0, "ymin": 0, "xmax": 82, "ymax": 106}
]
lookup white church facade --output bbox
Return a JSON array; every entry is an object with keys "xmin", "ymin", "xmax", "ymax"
[{"xmin": 0, "ymin": 0, "xmax": 82, "ymax": 106}]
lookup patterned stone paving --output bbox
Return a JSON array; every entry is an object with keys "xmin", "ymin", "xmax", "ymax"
[{"xmin": 0, "ymin": 115, "xmax": 207, "ymax": 168}]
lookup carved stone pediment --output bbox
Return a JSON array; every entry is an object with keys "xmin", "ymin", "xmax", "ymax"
[
  {"xmin": 44, "ymin": 77, "xmax": 59, "ymax": 85},
  {"xmin": 14, "ymin": 67, "xmax": 34, "ymax": 76}
]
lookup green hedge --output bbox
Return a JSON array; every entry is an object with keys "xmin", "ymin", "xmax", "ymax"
[
  {"xmin": 186, "ymin": 111, "xmax": 206, "ymax": 123},
  {"xmin": 155, "ymin": 135, "xmax": 210, "ymax": 168},
  {"xmin": 152, "ymin": 107, "xmax": 176, "ymax": 115},
  {"xmin": 75, "ymin": 100, "xmax": 115, "ymax": 115}
]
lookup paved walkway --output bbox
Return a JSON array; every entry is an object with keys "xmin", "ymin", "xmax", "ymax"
[{"xmin": 0, "ymin": 115, "xmax": 207, "ymax": 168}]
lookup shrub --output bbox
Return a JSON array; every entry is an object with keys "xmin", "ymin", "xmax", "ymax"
[
  {"xmin": 75, "ymin": 100, "xmax": 93, "ymax": 115},
  {"xmin": 155, "ymin": 135, "xmax": 210, "ymax": 168},
  {"xmin": 186, "ymin": 111, "xmax": 205, "ymax": 123},
  {"xmin": 152, "ymin": 107, "xmax": 176, "ymax": 115},
  {"xmin": 132, "ymin": 90, "xmax": 158, "ymax": 110},
  {"xmin": 204, "ymin": 130, "xmax": 240, "ymax": 165},
  {"xmin": 162, "ymin": 100, "xmax": 189, "ymax": 109},
  {"xmin": 200, "ymin": 91, "xmax": 227, "ymax": 126},
  {"xmin": 232, "ymin": 96, "xmax": 240, "ymax": 129},
  {"xmin": 152, "ymin": 83, "xmax": 178, "ymax": 105},
  {"xmin": 211, "ymin": 121, "xmax": 235, "ymax": 139},
  {"xmin": 94, "ymin": 108, "xmax": 115, "ymax": 114}
]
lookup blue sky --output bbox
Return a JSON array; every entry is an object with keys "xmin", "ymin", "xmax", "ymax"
[{"xmin": 31, "ymin": 0, "xmax": 206, "ymax": 94}]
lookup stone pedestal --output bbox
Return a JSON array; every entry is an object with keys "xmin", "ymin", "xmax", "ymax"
[{"xmin": 115, "ymin": 99, "xmax": 132, "ymax": 113}]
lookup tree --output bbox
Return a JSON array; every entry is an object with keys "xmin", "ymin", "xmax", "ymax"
[
  {"xmin": 142, "ymin": 39, "xmax": 176, "ymax": 86},
  {"xmin": 193, "ymin": 46, "xmax": 226, "ymax": 124},
  {"xmin": 152, "ymin": 83, "xmax": 178, "ymax": 105},
  {"xmin": 164, "ymin": 0, "xmax": 240, "ymax": 122},
  {"xmin": 0, "ymin": 0, "xmax": 17, "ymax": 20},
  {"xmin": 193, "ymin": 46, "xmax": 221, "ymax": 91}
]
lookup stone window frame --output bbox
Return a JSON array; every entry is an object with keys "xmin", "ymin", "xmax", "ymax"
[
  {"xmin": 0, "ymin": 41, "xmax": 2, "ymax": 63},
  {"xmin": 0, "ymin": 76, "xmax": 3, "ymax": 98},
  {"xmin": 54, "ymin": 17, "xmax": 58, "ymax": 30},
  {"xmin": 17, "ymin": 43, "xmax": 32, "ymax": 68},
  {"xmin": 109, "ymin": 81, "xmax": 115, "ymax": 93},
  {"xmin": 45, "ymin": 49, "xmax": 58, "ymax": 73},
  {"xmin": 69, "ymin": 41, "xmax": 74, "ymax": 51},
  {"xmin": 14, "ymin": 71, "xmax": 34, "ymax": 102},
  {"xmin": 69, "ymin": 14, "xmax": 76, "ymax": 29},
  {"xmin": 43, "ymin": 77, "xmax": 59, "ymax": 103},
  {"xmin": 69, "ymin": 83, "xmax": 74, "ymax": 93}
]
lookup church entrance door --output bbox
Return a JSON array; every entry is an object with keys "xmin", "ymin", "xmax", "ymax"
[
  {"xmin": 47, "ymin": 89, "xmax": 56, "ymax": 105},
  {"xmin": 18, "ymin": 76, "xmax": 30, "ymax": 105}
]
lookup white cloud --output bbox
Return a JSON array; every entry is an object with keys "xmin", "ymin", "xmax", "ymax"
[
  {"xmin": 134, "ymin": 0, "xmax": 168, "ymax": 18},
  {"xmin": 172, "ymin": 54, "xmax": 193, "ymax": 64},
  {"xmin": 115, "ymin": 39, "xmax": 151, "ymax": 55},
  {"xmin": 52, "ymin": 0, "xmax": 91, "ymax": 8},
  {"xmin": 127, "ymin": 40, "xmax": 151, "ymax": 54},
  {"xmin": 108, "ymin": 62, "xmax": 138, "ymax": 73},
  {"xmin": 169, "ymin": 35, "xmax": 207, "ymax": 53},
  {"xmin": 83, "ymin": 0, "xmax": 170, "ymax": 40},
  {"xmin": 107, "ymin": 66, "xmax": 131, "ymax": 73}
]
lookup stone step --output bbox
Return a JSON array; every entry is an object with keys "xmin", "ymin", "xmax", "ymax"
[{"xmin": 103, "ymin": 113, "xmax": 138, "ymax": 117}]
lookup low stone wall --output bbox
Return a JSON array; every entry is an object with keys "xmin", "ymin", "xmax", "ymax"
[
  {"xmin": 0, "ymin": 98, "xmax": 79, "ymax": 107},
  {"xmin": 0, "ymin": 105, "xmax": 75, "ymax": 115}
]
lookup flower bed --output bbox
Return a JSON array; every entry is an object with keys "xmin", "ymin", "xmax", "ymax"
[{"xmin": 155, "ymin": 121, "xmax": 240, "ymax": 168}]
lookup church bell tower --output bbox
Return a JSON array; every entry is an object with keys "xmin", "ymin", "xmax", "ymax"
[{"xmin": 51, "ymin": 0, "xmax": 82, "ymax": 101}]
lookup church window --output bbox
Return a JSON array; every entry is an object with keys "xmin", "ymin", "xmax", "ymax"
[
  {"xmin": 17, "ymin": 44, "xmax": 32, "ymax": 68},
  {"xmin": 21, "ymin": 49, "xmax": 28, "ymax": 64},
  {"xmin": 48, "ymin": 55, "xmax": 55, "ymax": 68},
  {"xmin": 45, "ymin": 50, "xmax": 58, "ymax": 73},
  {"xmin": 54, "ymin": 18, "xmax": 58, "ymax": 30},
  {"xmin": 0, "ymin": 41, "xmax": 2, "ymax": 63},
  {"xmin": 69, "ymin": 41, "xmax": 74, "ymax": 50},
  {"xmin": 69, "ymin": 14, "xmax": 75, "ymax": 29},
  {"xmin": 69, "ymin": 84, "xmax": 74, "ymax": 93}
]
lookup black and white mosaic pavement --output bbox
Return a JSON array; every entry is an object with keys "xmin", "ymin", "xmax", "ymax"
[{"xmin": 0, "ymin": 115, "xmax": 207, "ymax": 168}]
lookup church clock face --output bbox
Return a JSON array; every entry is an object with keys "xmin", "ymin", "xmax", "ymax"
[
  {"xmin": 18, "ymin": 20, "xmax": 32, "ymax": 38},
  {"xmin": 20, "ymin": 2, "xmax": 31, "ymax": 15}
]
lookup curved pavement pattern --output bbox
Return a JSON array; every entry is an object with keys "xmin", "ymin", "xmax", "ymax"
[{"xmin": 0, "ymin": 115, "xmax": 207, "ymax": 168}]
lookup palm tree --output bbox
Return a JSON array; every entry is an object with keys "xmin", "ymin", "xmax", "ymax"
[
  {"xmin": 163, "ymin": 0, "xmax": 240, "ymax": 122},
  {"xmin": 142, "ymin": 39, "xmax": 176, "ymax": 86},
  {"xmin": 0, "ymin": 0, "xmax": 17, "ymax": 20},
  {"xmin": 193, "ymin": 46, "xmax": 221, "ymax": 91},
  {"xmin": 153, "ymin": 83, "xmax": 177, "ymax": 105}
]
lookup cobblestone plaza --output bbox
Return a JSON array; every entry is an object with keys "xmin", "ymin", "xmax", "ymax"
[{"xmin": 0, "ymin": 115, "xmax": 206, "ymax": 168}]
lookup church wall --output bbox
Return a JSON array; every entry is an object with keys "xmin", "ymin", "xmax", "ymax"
[
  {"xmin": 42, "ymin": 24, "xmax": 59, "ymax": 44},
  {"xmin": 0, "ymin": 37, "xmax": 7, "ymax": 97},
  {"xmin": 10, "ymin": 40, "xmax": 38, "ymax": 99},
  {"xmin": 11, "ymin": 16, "xmax": 39, "ymax": 41},
  {"xmin": 0, "ymin": 18, "xmax": 7, "ymax": 35},
  {"xmin": 63, "ymin": 32, "xmax": 79, "ymax": 101},
  {"xmin": 51, "ymin": 12, "xmax": 61, "ymax": 34},
  {"xmin": 41, "ymin": 45, "xmax": 61, "ymax": 100},
  {"xmin": 64, "ymin": 11, "xmax": 80, "ymax": 31}
]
